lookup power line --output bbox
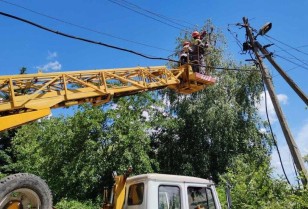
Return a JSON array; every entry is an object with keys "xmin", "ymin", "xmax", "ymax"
[
  {"xmin": 248, "ymin": 50, "xmax": 292, "ymax": 184},
  {"xmin": 272, "ymin": 66, "xmax": 299, "ymax": 78},
  {"xmin": 274, "ymin": 55, "xmax": 308, "ymax": 65},
  {"xmin": 0, "ymin": 0, "xmax": 173, "ymax": 52},
  {"xmin": 274, "ymin": 44, "xmax": 308, "ymax": 53},
  {"xmin": 106, "ymin": 0, "xmax": 185, "ymax": 31},
  {"xmin": 265, "ymin": 35, "xmax": 308, "ymax": 56},
  {"xmin": 264, "ymin": 36, "xmax": 308, "ymax": 70},
  {"xmin": 0, "ymin": 11, "xmax": 172, "ymax": 61},
  {"xmin": 119, "ymin": 0, "xmax": 194, "ymax": 28},
  {"xmin": 0, "ymin": 11, "xmax": 256, "ymax": 72},
  {"xmin": 227, "ymin": 25, "xmax": 244, "ymax": 53},
  {"xmin": 275, "ymin": 54, "xmax": 308, "ymax": 71},
  {"xmin": 259, "ymin": 68, "xmax": 291, "ymax": 185}
]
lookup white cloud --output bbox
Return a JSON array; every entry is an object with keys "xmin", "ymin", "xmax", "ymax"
[
  {"xmin": 37, "ymin": 61, "xmax": 62, "ymax": 72},
  {"xmin": 47, "ymin": 51, "xmax": 58, "ymax": 60},
  {"xmin": 256, "ymin": 91, "xmax": 288, "ymax": 123}
]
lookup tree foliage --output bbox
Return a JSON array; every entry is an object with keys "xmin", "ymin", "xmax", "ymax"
[
  {"xmin": 55, "ymin": 199, "xmax": 99, "ymax": 209},
  {"xmin": 10, "ymin": 107, "xmax": 108, "ymax": 201},
  {"xmin": 9, "ymin": 93, "xmax": 163, "ymax": 202},
  {"xmin": 217, "ymin": 154, "xmax": 308, "ymax": 209},
  {"xmin": 155, "ymin": 21, "xmax": 269, "ymax": 182},
  {"xmin": 0, "ymin": 67, "xmax": 28, "ymax": 177}
]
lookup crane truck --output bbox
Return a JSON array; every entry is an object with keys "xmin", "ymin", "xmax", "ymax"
[{"xmin": 0, "ymin": 64, "xmax": 223, "ymax": 209}]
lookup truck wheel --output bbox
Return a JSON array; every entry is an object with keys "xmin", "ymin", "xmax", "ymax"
[{"xmin": 0, "ymin": 173, "xmax": 53, "ymax": 209}]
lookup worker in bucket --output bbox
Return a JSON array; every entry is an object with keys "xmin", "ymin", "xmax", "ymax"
[
  {"xmin": 179, "ymin": 41, "xmax": 192, "ymax": 65},
  {"xmin": 191, "ymin": 31, "xmax": 208, "ymax": 74}
]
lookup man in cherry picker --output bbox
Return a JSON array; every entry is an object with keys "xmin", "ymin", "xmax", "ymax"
[
  {"xmin": 191, "ymin": 30, "xmax": 208, "ymax": 74},
  {"xmin": 179, "ymin": 41, "xmax": 192, "ymax": 65}
]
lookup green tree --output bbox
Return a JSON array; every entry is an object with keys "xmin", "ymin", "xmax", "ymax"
[
  {"xmin": 9, "ymin": 92, "xmax": 162, "ymax": 203},
  {"xmin": 55, "ymin": 199, "xmax": 99, "ymax": 209},
  {"xmin": 0, "ymin": 67, "xmax": 28, "ymax": 177},
  {"xmin": 104, "ymin": 93, "xmax": 162, "ymax": 175},
  {"xmin": 0, "ymin": 130, "xmax": 16, "ymax": 175},
  {"xmin": 218, "ymin": 154, "xmax": 308, "ymax": 209},
  {"xmin": 10, "ymin": 106, "xmax": 109, "ymax": 201},
  {"xmin": 156, "ymin": 21, "xmax": 269, "ymax": 182}
]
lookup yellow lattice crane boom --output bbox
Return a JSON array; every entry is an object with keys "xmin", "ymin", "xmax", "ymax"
[{"xmin": 0, "ymin": 65, "xmax": 215, "ymax": 131}]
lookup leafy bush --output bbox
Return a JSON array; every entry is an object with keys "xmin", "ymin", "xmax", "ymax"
[
  {"xmin": 217, "ymin": 154, "xmax": 308, "ymax": 209},
  {"xmin": 55, "ymin": 199, "xmax": 99, "ymax": 209}
]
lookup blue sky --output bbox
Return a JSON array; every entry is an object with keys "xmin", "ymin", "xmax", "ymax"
[{"xmin": 0, "ymin": 0, "xmax": 307, "ymax": 182}]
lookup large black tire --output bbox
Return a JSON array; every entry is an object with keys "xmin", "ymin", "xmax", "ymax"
[{"xmin": 0, "ymin": 173, "xmax": 53, "ymax": 209}]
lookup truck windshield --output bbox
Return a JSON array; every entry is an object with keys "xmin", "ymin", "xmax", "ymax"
[{"xmin": 187, "ymin": 186, "xmax": 216, "ymax": 209}]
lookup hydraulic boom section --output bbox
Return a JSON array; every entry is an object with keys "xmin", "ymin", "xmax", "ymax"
[{"xmin": 0, "ymin": 65, "xmax": 215, "ymax": 131}]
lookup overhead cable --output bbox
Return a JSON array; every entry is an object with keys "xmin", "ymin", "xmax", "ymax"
[
  {"xmin": 227, "ymin": 25, "xmax": 244, "ymax": 53},
  {"xmin": 0, "ymin": 11, "xmax": 172, "ymax": 61},
  {"xmin": 272, "ymin": 66, "xmax": 299, "ymax": 78},
  {"xmin": 274, "ymin": 44, "xmax": 308, "ymax": 53},
  {"xmin": 264, "ymin": 36, "xmax": 308, "ymax": 69},
  {"xmin": 0, "ymin": 0, "xmax": 173, "ymax": 52},
  {"xmin": 258, "ymin": 65, "xmax": 292, "ymax": 185},
  {"xmin": 275, "ymin": 54, "xmax": 308, "ymax": 71},
  {"xmin": 107, "ymin": 0, "xmax": 185, "ymax": 31},
  {"xmin": 119, "ymin": 0, "xmax": 194, "ymax": 28},
  {"xmin": 0, "ymin": 11, "xmax": 255, "ymax": 72},
  {"xmin": 265, "ymin": 35, "xmax": 308, "ymax": 56}
]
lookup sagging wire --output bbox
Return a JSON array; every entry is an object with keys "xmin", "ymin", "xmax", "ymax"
[
  {"xmin": 0, "ymin": 11, "xmax": 172, "ymax": 61},
  {"xmin": 272, "ymin": 66, "xmax": 299, "ymax": 78},
  {"xmin": 263, "ymin": 36, "xmax": 308, "ymax": 70},
  {"xmin": 275, "ymin": 44, "xmax": 308, "ymax": 54},
  {"xmin": 275, "ymin": 54, "xmax": 308, "ymax": 71},
  {"xmin": 107, "ymin": 0, "xmax": 185, "ymax": 31},
  {"xmin": 227, "ymin": 24, "xmax": 244, "ymax": 54},
  {"xmin": 0, "ymin": 11, "xmax": 257, "ymax": 73},
  {"xmin": 253, "ymin": 52, "xmax": 292, "ymax": 185},
  {"xmin": 265, "ymin": 35, "xmax": 308, "ymax": 56},
  {"xmin": 118, "ymin": 0, "xmax": 194, "ymax": 29},
  {"xmin": 0, "ymin": 0, "xmax": 174, "ymax": 52}
]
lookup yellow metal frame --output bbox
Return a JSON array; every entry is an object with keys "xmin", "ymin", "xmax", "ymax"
[
  {"xmin": 0, "ymin": 65, "xmax": 215, "ymax": 131},
  {"xmin": 112, "ymin": 175, "xmax": 127, "ymax": 209}
]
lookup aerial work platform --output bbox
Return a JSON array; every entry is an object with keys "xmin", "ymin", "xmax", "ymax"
[
  {"xmin": 0, "ymin": 65, "xmax": 215, "ymax": 131},
  {"xmin": 170, "ymin": 64, "xmax": 216, "ymax": 94}
]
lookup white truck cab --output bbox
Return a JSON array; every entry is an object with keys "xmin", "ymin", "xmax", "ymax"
[{"xmin": 123, "ymin": 173, "xmax": 222, "ymax": 209}]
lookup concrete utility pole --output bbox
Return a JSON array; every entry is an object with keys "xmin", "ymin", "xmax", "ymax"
[{"xmin": 242, "ymin": 17, "xmax": 308, "ymax": 186}]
